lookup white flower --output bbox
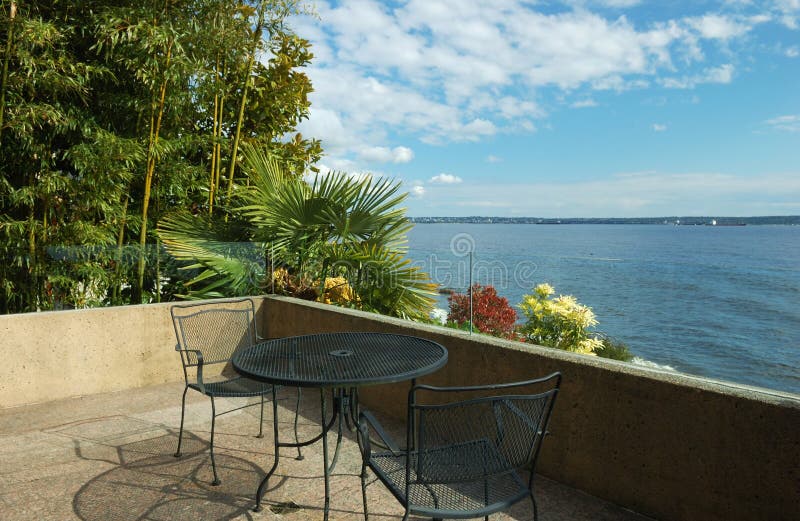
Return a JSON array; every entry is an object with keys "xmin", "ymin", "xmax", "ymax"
[{"xmin": 430, "ymin": 308, "xmax": 448, "ymax": 325}]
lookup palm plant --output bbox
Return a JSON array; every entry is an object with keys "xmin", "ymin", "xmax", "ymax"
[{"xmin": 158, "ymin": 144, "xmax": 435, "ymax": 320}]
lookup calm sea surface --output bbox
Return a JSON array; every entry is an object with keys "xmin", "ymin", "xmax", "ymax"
[{"xmin": 406, "ymin": 223, "xmax": 800, "ymax": 395}]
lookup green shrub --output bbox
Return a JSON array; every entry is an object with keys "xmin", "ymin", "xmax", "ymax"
[
  {"xmin": 518, "ymin": 283, "xmax": 602, "ymax": 354},
  {"xmin": 595, "ymin": 335, "xmax": 635, "ymax": 361}
]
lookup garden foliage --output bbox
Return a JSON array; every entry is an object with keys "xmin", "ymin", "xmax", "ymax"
[
  {"xmin": 446, "ymin": 281, "xmax": 634, "ymax": 360},
  {"xmin": 158, "ymin": 145, "xmax": 436, "ymax": 320},
  {"xmin": 518, "ymin": 283, "xmax": 603, "ymax": 354},
  {"xmin": 447, "ymin": 284, "xmax": 517, "ymax": 339},
  {"xmin": 0, "ymin": 0, "xmax": 320, "ymax": 313}
]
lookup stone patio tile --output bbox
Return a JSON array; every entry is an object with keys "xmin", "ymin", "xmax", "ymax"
[{"xmin": 0, "ymin": 382, "xmax": 655, "ymax": 521}]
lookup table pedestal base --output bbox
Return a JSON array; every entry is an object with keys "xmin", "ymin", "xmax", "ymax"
[{"xmin": 254, "ymin": 386, "xmax": 360, "ymax": 521}]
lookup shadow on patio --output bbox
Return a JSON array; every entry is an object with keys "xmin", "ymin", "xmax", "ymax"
[{"xmin": 0, "ymin": 382, "xmax": 652, "ymax": 521}]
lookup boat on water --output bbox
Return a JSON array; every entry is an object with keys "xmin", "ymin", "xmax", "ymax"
[{"xmin": 707, "ymin": 219, "xmax": 746, "ymax": 226}]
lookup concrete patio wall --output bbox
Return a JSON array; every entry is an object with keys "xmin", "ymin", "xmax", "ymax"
[
  {"xmin": 1, "ymin": 296, "xmax": 798, "ymax": 521},
  {"xmin": 0, "ymin": 298, "xmax": 268, "ymax": 408},
  {"xmin": 260, "ymin": 296, "xmax": 800, "ymax": 521}
]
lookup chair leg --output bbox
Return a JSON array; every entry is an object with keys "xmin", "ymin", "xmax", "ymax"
[
  {"xmin": 360, "ymin": 465, "xmax": 369, "ymax": 521},
  {"xmin": 209, "ymin": 396, "xmax": 220, "ymax": 486},
  {"xmin": 294, "ymin": 387, "xmax": 303, "ymax": 460},
  {"xmin": 174, "ymin": 385, "xmax": 189, "ymax": 458},
  {"xmin": 257, "ymin": 394, "xmax": 265, "ymax": 438},
  {"xmin": 530, "ymin": 492, "xmax": 538, "ymax": 521}
]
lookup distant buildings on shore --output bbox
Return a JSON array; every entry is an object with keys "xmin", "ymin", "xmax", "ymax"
[{"xmin": 409, "ymin": 216, "xmax": 800, "ymax": 225}]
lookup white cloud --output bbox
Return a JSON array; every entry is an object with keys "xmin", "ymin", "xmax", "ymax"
[
  {"xmin": 660, "ymin": 64, "xmax": 735, "ymax": 88},
  {"xmin": 764, "ymin": 114, "xmax": 800, "ymax": 132},
  {"xmin": 300, "ymin": 1, "xmax": 692, "ymax": 154},
  {"xmin": 296, "ymin": 107, "xmax": 352, "ymax": 153},
  {"xmin": 591, "ymin": 0, "xmax": 642, "ymax": 7},
  {"xmin": 294, "ymin": 1, "xmax": 780, "ymax": 169},
  {"xmin": 591, "ymin": 75, "xmax": 650, "ymax": 91},
  {"xmin": 652, "ymin": 123, "xmax": 668, "ymax": 131},
  {"xmin": 496, "ymin": 97, "xmax": 544, "ymax": 120},
  {"xmin": 408, "ymin": 172, "xmax": 800, "ymax": 217},
  {"xmin": 486, "ymin": 155, "xmax": 503, "ymax": 163},
  {"xmin": 750, "ymin": 13, "xmax": 773, "ymax": 24},
  {"xmin": 774, "ymin": 0, "xmax": 800, "ymax": 28},
  {"xmin": 460, "ymin": 119, "xmax": 497, "ymax": 139},
  {"xmin": 705, "ymin": 64, "xmax": 736, "ymax": 83},
  {"xmin": 571, "ymin": 99, "xmax": 599, "ymax": 108},
  {"xmin": 430, "ymin": 173, "xmax": 464, "ymax": 184},
  {"xmin": 308, "ymin": 163, "xmax": 379, "ymax": 184},
  {"xmin": 785, "ymin": 46, "xmax": 799, "ymax": 57},
  {"xmin": 685, "ymin": 14, "xmax": 751, "ymax": 40},
  {"xmin": 455, "ymin": 201, "xmax": 513, "ymax": 208},
  {"xmin": 410, "ymin": 184, "xmax": 426, "ymax": 197},
  {"xmin": 358, "ymin": 146, "xmax": 415, "ymax": 164}
]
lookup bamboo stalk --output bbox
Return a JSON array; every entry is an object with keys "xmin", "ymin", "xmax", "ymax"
[
  {"xmin": 136, "ymin": 38, "xmax": 173, "ymax": 300},
  {"xmin": 215, "ymin": 87, "xmax": 225, "ymax": 199},
  {"xmin": 208, "ymin": 48, "xmax": 220, "ymax": 213},
  {"xmin": 26, "ymin": 169, "xmax": 37, "ymax": 309},
  {"xmin": 112, "ymin": 195, "xmax": 129, "ymax": 305},
  {"xmin": 213, "ymin": 54, "xmax": 228, "ymax": 206},
  {"xmin": 209, "ymin": 90, "xmax": 219, "ymax": 212},
  {"xmin": 225, "ymin": 0, "xmax": 267, "ymax": 202},
  {"xmin": 0, "ymin": 1, "xmax": 17, "ymax": 141}
]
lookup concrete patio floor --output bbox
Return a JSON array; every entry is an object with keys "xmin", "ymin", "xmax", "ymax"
[{"xmin": 0, "ymin": 382, "xmax": 654, "ymax": 521}]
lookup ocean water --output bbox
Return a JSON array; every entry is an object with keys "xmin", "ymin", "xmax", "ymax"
[{"xmin": 406, "ymin": 223, "xmax": 800, "ymax": 395}]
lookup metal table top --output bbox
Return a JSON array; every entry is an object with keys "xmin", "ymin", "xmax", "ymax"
[{"xmin": 232, "ymin": 332, "xmax": 448, "ymax": 388}]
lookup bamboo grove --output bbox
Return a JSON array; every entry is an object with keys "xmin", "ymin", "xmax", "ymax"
[{"xmin": 0, "ymin": 0, "xmax": 321, "ymax": 313}]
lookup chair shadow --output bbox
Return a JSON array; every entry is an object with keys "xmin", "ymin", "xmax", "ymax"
[
  {"xmin": 59, "ymin": 393, "xmax": 405, "ymax": 521},
  {"xmin": 68, "ymin": 425, "xmax": 287, "ymax": 521}
]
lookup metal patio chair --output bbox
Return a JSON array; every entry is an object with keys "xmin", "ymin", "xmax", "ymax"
[
  {"xmin": 171, "ymin": 298, "xmax": 302, "ymax": 485},
  {"xmin": 358, "ymin": 373, "xmax": 561, "ymax": 521}
]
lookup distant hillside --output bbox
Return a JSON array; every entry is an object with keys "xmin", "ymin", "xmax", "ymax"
[{"xmin": 409, "ymin": 216, "xmax": 800, "ymax": 225}]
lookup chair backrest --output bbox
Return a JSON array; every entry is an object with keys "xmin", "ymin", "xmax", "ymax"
[
  {"xmin": 170, "ymin": 298, "xmax": 257, "ymax": 369},
  {"xmin": 408, "ymin": 373, "xmax": 561, "ymax": 484}
]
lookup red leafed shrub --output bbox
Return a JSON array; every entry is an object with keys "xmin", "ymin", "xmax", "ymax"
[{"xmin": 447, "ymin": 284, "xmax": 518, "ymax": 338}]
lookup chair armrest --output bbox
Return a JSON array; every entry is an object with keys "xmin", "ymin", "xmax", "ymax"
[
  {"xmin": 358, "ymin": 410, "xmax": 401, "ymax": 459},
  {"xmin": 176, "ymin": 348, "xmax": 205, "ymax": 393}
]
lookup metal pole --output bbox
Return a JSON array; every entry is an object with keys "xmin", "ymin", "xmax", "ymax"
[{"xmin": 469, "ymin": 251, "xmax": 473, "ymax": 334}]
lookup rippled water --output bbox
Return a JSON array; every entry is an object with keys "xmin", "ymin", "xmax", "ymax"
[{"xmin": 407, "ymin": 223, "xmax": 800, "ymax": 395}]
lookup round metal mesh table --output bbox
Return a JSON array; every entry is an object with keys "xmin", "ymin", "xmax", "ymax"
[{"xmin": 232, "ymin": 332, "xmax": 448, "ymax": 388}]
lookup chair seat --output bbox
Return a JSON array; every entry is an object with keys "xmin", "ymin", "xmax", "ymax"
[
  {"xmin": 368, "ymin": 439, "xmax": 529, "ymax": 518},
  {"xmin": 189, "ymin": 376, "xmax": 272, "ymax": 398}
]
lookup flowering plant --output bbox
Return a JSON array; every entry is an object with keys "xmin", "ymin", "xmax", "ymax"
[
  {"xmin": 518, "ymin": 283, "xmax": 602, "ymax": 355},
  {"xmin": 447, "ymin": 284, "xmax": 517, "ymax": 339},
  {"xmin": 271, "ymin": 268, "xmax": 358, "ymax": 306},
  {"xmin": 319, "ymin": 276, "xmax": 358, "ymax": 305}
]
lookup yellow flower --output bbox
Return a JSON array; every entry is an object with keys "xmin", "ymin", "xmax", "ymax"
[
  {"xmin": 270, "ymin": 267, "xmax": 290, "ymax": 293},
  {"xmin": 574, "ymin": 337, "xmax": 602, "ymax": 355},
  {"xmin": 320, "ymin": 276, "xmax": 358, "ymax": 305},
  {"xmin": 534, "ymin": 283, "xmax": 554, "ymax": 298}
]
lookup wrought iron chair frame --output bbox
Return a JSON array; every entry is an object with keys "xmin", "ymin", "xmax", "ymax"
[
  {"xmin": 171, "ymin": 298, "xmax": 302, "ymax": 485},
  {"xmin": 358, "ymin": 373, "xmax": 561, "ymax": 521}
]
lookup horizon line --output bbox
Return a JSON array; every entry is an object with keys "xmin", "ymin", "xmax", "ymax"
[{"xmin": 407, "ymin": 215, "xmax": 800, "ymax": 220}]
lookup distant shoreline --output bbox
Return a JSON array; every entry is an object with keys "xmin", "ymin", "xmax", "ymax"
[{"xmin": 409, "ymin": 216, "xmax": 800, "ymax": 225}]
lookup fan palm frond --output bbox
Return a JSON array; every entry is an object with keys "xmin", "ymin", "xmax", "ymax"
[
  {"xmin": 158, "ymin": 210, "xmax": 264, "ymax": 299},
  {"xmin": 326, "ymin": 243, "xmax": 436, "ymax": 320},
  {"xmin": 159, "ymin": 144, "xmax": 435, "ymax": 318}
]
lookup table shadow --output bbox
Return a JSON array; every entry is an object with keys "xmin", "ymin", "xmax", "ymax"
[{"xmin": 68, "ymin": 423, "xmax": 288, "ymax": 521}]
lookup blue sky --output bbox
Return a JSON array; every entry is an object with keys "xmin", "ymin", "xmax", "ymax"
[{"xmin": 291, "ymin": 0, "xmax": 800, "ymax": 217}]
